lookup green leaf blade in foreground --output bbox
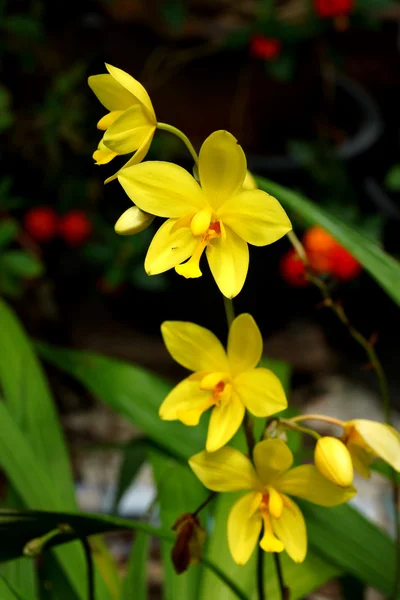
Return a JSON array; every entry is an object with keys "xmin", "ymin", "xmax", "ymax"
[
  {"xmin": 150, "ymin": 451, "xmax": 206, "ymax": 600},
  {"xmin": 0, "ymin": 509, "xmax": 249, "ymax": 600},
  {"xmin": 256, "ymin": 176, "xmax": 400, "ymax": 307},
  {"xmin": 121, "ymin": 532, "xmax": 150, "ymax": 600},
  {"xmin": 301, "ymin": 502, "xmax": 395, "ymax": 595},
  {"xmin": 0, "ymin": 299, "xmax": 75, "ymax": 509},
  {"xmin": 36, "ymin": 343, "xmax": 207, "ymax": 460}
]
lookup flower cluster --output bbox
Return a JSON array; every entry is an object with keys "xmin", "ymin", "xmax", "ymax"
[
  {"xmin": 24, "ymin": 207, "xmax": 92, "ymax": 247},
  {"xmin": 280, "ymin": 225, "xmax": 361, "ymax": 287},
  {"xmin": 89, "ymin": 65, "xmax": 400, "ymax": 570}
]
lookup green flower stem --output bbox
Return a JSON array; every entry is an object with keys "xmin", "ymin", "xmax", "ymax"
[
  {"xmin": 79, "ymin": 534, "xmax": 95, "ymax": 600},
  {"xmin": 222, "ymin": 295, "xmax": 263, "ymax": 599},
  {"xmin": 156, "ymin": 122, "xmax": 199, "ymax": 164},
  {"xmin": 280, "ymin": 419, "xmax": 321, "ymax": 442},
  {"xmin": 290, "ymin": 414, "xmax": 345, "ymax": 428},
  {"xmin": 273, "ymin": 552, "xmax": 289, "ymax": 600},
  {"xmin": 287, "ymin": 228, "xmax": 400, "ymax": 598},
  {"xmin": 223, "ymin": 296, "xmax": 235, "ymax": 329},
  {"xmin": 192, "ymin": 491, "xmax": 216, "ymax": 517},
  {"xmin": 257, "ymin": 544, "xmax": 266, "ymax": 600}
]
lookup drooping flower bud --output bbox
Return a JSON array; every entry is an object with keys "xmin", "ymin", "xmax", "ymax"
[
  {"xmin": 171, "ymin": 513, "xmax": 206, "ymax": 574},
  {"xmin": 314, "ymin": 436, "xmax": 354, "ymax": 487},
  {"xmin": 114, "ymin": 206, "xmax": 155, "ymax": 236}
]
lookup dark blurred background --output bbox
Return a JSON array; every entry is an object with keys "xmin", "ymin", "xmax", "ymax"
[{"xmin": 1, "ymin": 0, "xmax": 400, "ymax": 404}]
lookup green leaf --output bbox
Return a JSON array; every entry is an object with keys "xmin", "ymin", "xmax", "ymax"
[
  {"xmin": 1, "ymin": 252, "xmax": 43, "ymax": 279},
  {"xmin": 113, "ymin": 438, "xmax": 149, "ymax": 512},
  {"xmin": 0, "ymin": 575, "xmax": 28, "ymax": 600},
  {"xmin": 257, "ymin": 176, "xmax": 400, "ymax": 307},
  {"xmin": 0, "ymin": 509, "xmax": 248, "ymax": 600},
  {"xmin": 0, "ymin": 561, "xmax": 37, "ymax": 600},
  {"xmin": 301, "ymin": 503, "xmax": 395, "ymax": 595},
  {"xmin": 0, "ymin": 490, "xmax": 39, "ymax": 600},
  {"xmin": 121, "ymin": 532, "xmax": 149, "ymax": 600},
  {"xmin": 385, "ymin": 164, "xmax": 400, "ymax": 191},
  {"xmin": 0, "ymin": 220, "xmax": 19, "ymax": 248},
  {"xmin": 0, "ymin": 300, "xmax": 116, "ymax": 600},
  {"xmin": 36, "ymin": 343, "xmax": 207, "ymax": 460},
  {"xmin": 2, "ymin": 16, "xmax": 42, "ymax": 38},
  {"xmin": 150, "ymin": 451, "xmax": 206, "ymax": 600},
  {"xmin": 0, "ymin": 299, "xmax": 75, "ymax": 506}
]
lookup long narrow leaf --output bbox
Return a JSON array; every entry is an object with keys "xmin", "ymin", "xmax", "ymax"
[
  {"xmin": 36, "ymin": 343, "xmax": 206, "ymax": 460},
  {"xmin": 150, "ymin": 450, "xmax": 207, "ymax": 600},
  {"xmin": 301, "ymin": 502, "xmax": 395, "ymax": 595},
  {"xmin": 0, "ymin": 299, "xmax": 75, "ymax": 507},
  {"xmin": 121, "ymin": 532, "xmax": 150, "ymax": 600},
  {"xmin": 0, "ymin": 509, "xmax": 250, "ymax": 600}
]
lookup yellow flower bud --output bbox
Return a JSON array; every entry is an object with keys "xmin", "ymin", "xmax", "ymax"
[
  {"xmin": 114, "ymin": 206, "xmax": 154, "ymax": 236},
  {"xmin": 314, "ymin": 436, "xmax": 354, "ymax": 487}
]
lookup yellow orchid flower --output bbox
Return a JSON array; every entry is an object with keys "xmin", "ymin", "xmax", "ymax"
[
  {"xmin": 88, "ymin": 63, "xmax": 157, "ymax": 183},
  {"xmin": 159, "ymin": 313, "xmax": 287, "ymax": 452},
  {"xmin": 342, "ymin": 419, "xmax": 400, "ymax": 478},
  {"xmin": 118, "ymin": 130, "xmax": 292, "ymax": 298},
  {"xmin": 189, "ymin": 438, "xmax": 356, "ymax": 565}
]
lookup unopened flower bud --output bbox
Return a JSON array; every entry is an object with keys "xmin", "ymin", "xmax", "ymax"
[
  {"xmin": 114, "ymin": 206, "xmax": 154, "ymax": 236},
  {"xmin": 315, "ymin": 436, "xmax": 354, "ymax": 487},
  {"xmin": 171, "ymin": 513, "xmax": 206, "ymax": 574}
]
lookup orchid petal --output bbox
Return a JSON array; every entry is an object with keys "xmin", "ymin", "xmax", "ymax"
[
  {"xmin": 276, "ymin": 465, "xmax": 356, "ymax": 506},
  {"xmin": 233, "ymin": 368, "xmax": 287, "ymax": 417},
  {"xmin": 144, "ymin": 219, "xmax": 196, "ymax": 276},
  {"xmin": 272, "ymin": 496, "xmax": 307, "ymax": 563},
  {"xmin": 118, "ymin": 162, "xmax": 205, "ymax": 218},
  {"xmin": 253, "ymin": 439, "xmax": 293, "ymax": 485},
  {"xmin": 227, "ymin": 313, "xmax": 263, "ymax": 376},
  {"xmin": 161, "ymin": 320, "xmax": 229, "ymax": 373},
  {"xmin": 88, "ymin": 74, "xmax": 135, "ymax": 111},
  {"xmin": 199, "ymin": 131, "xmax": 246, "ymax": 210},
  {"xmin": 206, "ymin": 392, "xmax": 245, "ymax": 452},
  {"xmin": 228, "ymin": 492, "xmax": 263, "ymax": 565},
  {"xmin": 206, "ymin": 225, "xmax": 248, "ymax": 299},
  {"xmin": 105, "ymin": 63, "xmax": 155, "ymax": 118},
  {"xmin": 189, "ymin": 447, "xmax": 259, "ymax": 492},
  {"xmin": 219, "ymin": 190, "xmax": 292, "ymax": 246}
]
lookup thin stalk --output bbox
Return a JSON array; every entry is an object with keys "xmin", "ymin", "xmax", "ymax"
[
  {"xmin": 287, "ymin": 229, "xmax": 399, "ymax": 598},
  {"xmin": 202, "ymin": 557, "xmax": 250, "ymax": 600},
  {"xmin": 221, "ymin": 294, "xmax": 261, "ymax": 599},
  {"xmin": 273, "ymin": 553, "xmax": 288, "ymax": 600},
  {"xmin": 223, "ymin": 296, "xmax": 235, "ymax": 329},
  {"xmin": 279, "ymin": 419, "xmax": 321, "ymax": 441},
  {"xmin": 290, "ymin": 414, "xmax": 345, "ymax": 428},
  {"xmin": 257, "ymin": 544, "xmax": 266, "ymax": 600},
  {"xmin": 156, "ymin": 122, "xmax": 199, "ymax": 164},
  {"xmin": 79, "ymin": 535, "xmax": 95, "ymax": 600},
  {"xmin": 192, "ymin": 492, "xmax": 216, "ymax": 517}
]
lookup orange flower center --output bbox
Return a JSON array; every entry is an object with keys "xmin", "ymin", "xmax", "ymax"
[
  {"xmin": 212, "ymin": 380, "xmax": 225, "ymax": 399},
  {"xmin": 176, "ymin": 220, "xmax": 222, "ymax": 278}
]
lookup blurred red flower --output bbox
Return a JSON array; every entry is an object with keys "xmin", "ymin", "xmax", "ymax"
[
  {"xmin": 314, "ymin": 0, "xmax": 353, "ymax": 18},
  {"xmin": 24, "ymin": 206, "xmax": 59, "ymax": 243},
  {"xmin": 280, "ymin": 249, "xmax": 309, "ymax": 287},
  {"xmin": 59, "ymin": 210, "xmax": 92, "ymax": 247},
  {"xmin": 249, "ymin": 35, "xmax": 282, "ymax": 61}
]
